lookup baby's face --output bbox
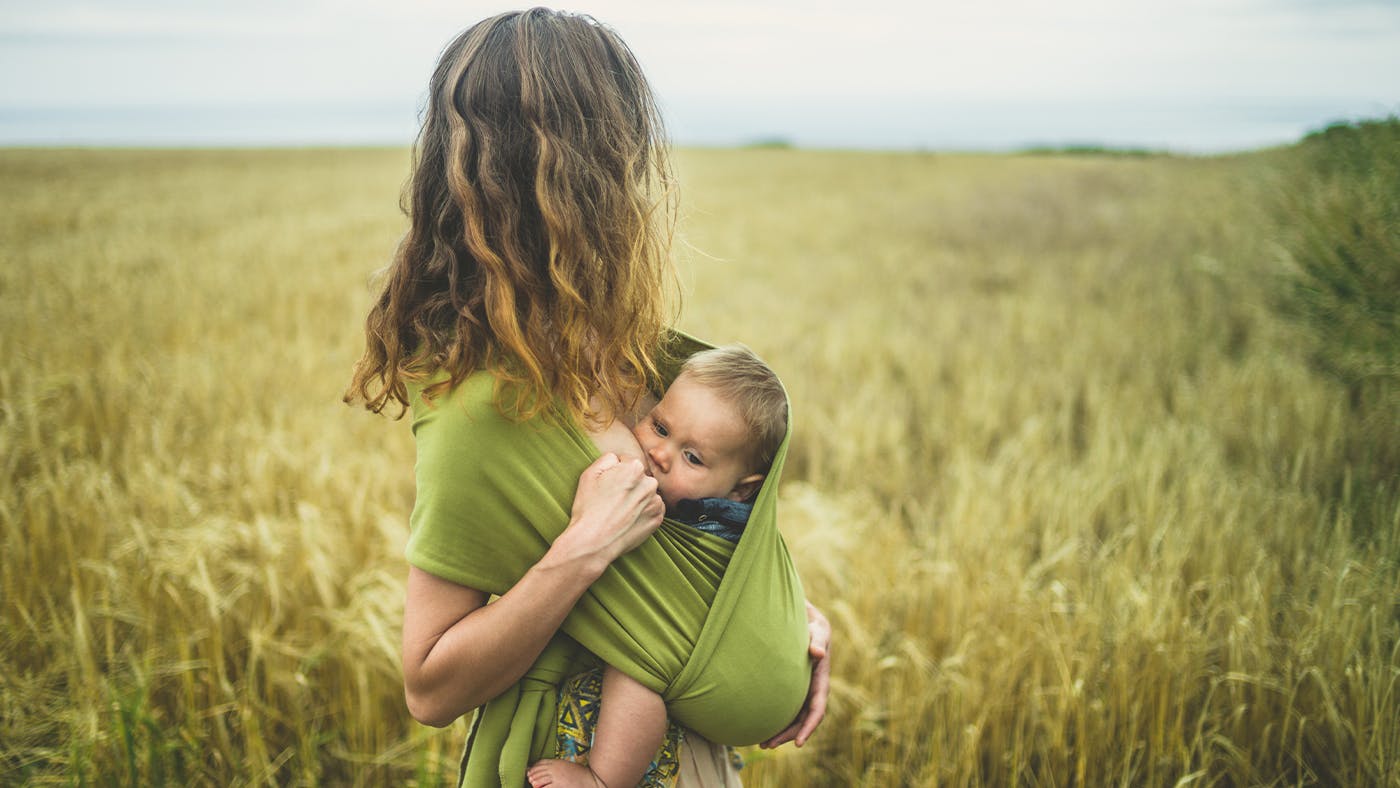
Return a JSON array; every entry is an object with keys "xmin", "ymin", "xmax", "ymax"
[{"xmin": 631, "ymin": 373, "xmax": 761, "ymax": 511}]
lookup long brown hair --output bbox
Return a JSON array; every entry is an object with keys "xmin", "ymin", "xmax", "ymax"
[{"xmin": 347, "ymin": 8, "xmax": 677, "ymax": 421}]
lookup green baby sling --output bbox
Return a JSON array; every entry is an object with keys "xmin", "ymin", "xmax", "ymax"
[{"xmin": 403, "ymin": 332, "xmax": 810, "ymax": 787}]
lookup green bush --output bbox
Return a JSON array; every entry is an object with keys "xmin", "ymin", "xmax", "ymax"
[
  {"xmin": 1274, "ymin": 117, "xmax": 1400, "ymax": 532},
  {"xmin": 1279, "ymin": 118, "xmax": 1400, "ymax": 390}
]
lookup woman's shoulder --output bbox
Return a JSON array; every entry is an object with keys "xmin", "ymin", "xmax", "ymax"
[
  {"xmin": 408, "ymin": 369, "xmax": 497, "ymax": 424},
  {"xmin": 408, "ymin": 369, "xmax": 592, "ymax": 460}
]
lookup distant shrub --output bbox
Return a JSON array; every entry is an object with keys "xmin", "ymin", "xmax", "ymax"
[
  {"xmin": 1020, "ymin": 143, "xmax": 1165, "ymax": 157},
  {"xmin": 1273, "ymin": 117, "xmax": 1400, "ymax": 529},
  {"xmin": 1277, "ymin": 117, "xmax": 1400, "ymax": 395},
  {"xmin": 742, "ymin": 137, "xmax": 795, "ymax": 150}
]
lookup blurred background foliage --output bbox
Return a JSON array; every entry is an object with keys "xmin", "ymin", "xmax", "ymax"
[
  {"xmin": 1273, "ymin": 117, "xmax": 1399, "ymax": 540},
  {"xmin": 2, "ymin": 119, "xmax": 1397, "ymax": 785}
]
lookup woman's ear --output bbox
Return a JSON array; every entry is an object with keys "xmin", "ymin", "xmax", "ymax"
[{"xmin": 726, "ymin": 473, "xmax": 765, "ymax": 502}]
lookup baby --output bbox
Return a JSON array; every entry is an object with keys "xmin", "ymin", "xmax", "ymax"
[{"xmin": 528, "ymin": 344, "xmax": 788, "ymax": 788}]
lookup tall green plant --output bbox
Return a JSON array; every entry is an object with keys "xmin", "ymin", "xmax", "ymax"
[
  {"xmin": 1275, "ymin": 117, "xmax": 1400, "ymax": 531},
  {"xmin": 1280, "ymin": 118, "xmax": 1400, "ymax": 391}
]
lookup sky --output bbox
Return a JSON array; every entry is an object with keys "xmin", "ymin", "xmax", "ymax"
[{"xmin": 1, "ymin": 0, "xmax": 1398, "ymax": 151}]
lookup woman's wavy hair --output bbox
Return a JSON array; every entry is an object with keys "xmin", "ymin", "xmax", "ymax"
[{"xmin": 347, "ymin": 8, "xmax": 677, "ymax": 422}]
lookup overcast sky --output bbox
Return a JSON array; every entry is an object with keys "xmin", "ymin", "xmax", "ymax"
[{"xmin": 1, "ymin": 0, "xmax": 1397, "ymax": 150}]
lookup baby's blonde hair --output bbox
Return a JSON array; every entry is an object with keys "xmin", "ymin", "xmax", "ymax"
[{"xmin": 679, "ymin": 345, "xmax": 788, "ymax": 472}]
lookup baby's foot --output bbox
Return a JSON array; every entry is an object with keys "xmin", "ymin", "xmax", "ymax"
[{"xmin": 526, "ymin": 758, "xmax": 601, "ymax": 788}]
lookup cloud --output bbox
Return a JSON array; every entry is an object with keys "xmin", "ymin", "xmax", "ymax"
[{"xmin": 0, "ymin": 0, "xmax": 1395, "ymax": 147}]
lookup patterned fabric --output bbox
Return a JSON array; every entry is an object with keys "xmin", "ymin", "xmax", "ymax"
[{"xmin": 554, "ymin": 667, "xmax": 686, "ymax": 787}]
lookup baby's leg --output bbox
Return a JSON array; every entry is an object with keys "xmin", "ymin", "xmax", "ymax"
[
  {"xmin": 588, "ymin": 665, "xmax": 668, "ymax": 786},
  {"xmin": 527, "ymin": 665, "xmax": 667, "ymax": 788}
]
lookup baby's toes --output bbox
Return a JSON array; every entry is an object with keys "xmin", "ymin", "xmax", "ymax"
[{"xmin": 526, "ymin": 763, "xmax": 553, "ymax": 787}]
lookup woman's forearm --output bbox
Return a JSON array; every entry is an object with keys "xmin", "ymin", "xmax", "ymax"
[
  {"xmin": 402, "ymin": 453, "xmax": 663, "ymax": 727},
  {"xmin": 402, "ymin": 546, "xmax": 606, "ymax": 726}
]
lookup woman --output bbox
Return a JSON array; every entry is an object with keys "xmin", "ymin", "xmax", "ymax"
[{"xmin": 347, "ymin": 9, "xmax": 830, "ymax": 785}]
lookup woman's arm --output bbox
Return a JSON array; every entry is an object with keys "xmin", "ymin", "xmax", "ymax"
[{"xmin": 402, "ymin": 453, "xmax": 664, "ymax": 727}]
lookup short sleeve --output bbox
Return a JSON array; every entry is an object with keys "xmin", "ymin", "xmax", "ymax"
[{"xmin": 402, "ymin": 372, "xmax": 588, "ymax": 594}]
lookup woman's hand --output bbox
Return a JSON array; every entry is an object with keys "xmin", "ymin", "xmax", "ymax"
[
  {"xmin": 402, "ymin": 453, "xmax": 663, "ymax": 727},
  {"xmin": 760, "ymin": 600, "xmax": 832, "ymax": 749},
  {"xmin": 550, "ymin": 453, "xmax": 665, "ymax": 572}
]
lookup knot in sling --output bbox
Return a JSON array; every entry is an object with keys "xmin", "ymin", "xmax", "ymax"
[{"xmin": 405, "ymin": 332, "xmax": 810, "ymax": 787}]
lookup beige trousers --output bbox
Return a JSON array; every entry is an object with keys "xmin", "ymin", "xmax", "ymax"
[{"xmin": 675, "ymin": 732, "xmax": 743, "ymax": 788}]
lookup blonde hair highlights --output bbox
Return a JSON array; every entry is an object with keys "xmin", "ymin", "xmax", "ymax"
[{"xmin": 347, "ymin": 8, "xmax": 678, "ymax": 422}]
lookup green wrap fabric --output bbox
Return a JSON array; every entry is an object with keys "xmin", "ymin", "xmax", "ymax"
[{"xmin": 404, "ymin": 332, "xmax": 810, "ymax": 788}]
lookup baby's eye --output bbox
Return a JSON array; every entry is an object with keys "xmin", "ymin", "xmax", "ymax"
[
  {"xmin": 652, "ymin": 420, "xmax": 668, "ymax": 438},
  {"xmin": 683, "ymin": 450, "xmax": 703, "ymax": 466}
]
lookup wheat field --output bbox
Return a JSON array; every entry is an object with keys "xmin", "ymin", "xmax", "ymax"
[{"xmin": 2, "ymin": 145, "xmax": 1396, "ymax": 786}]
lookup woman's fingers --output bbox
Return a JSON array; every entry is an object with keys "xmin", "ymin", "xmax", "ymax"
[
  {"xmin": 760, "ymin": 717, "xmax": 802, "ymax": 749},
  {"xmin": 569, "ymin": 454, "xmax": 663, "ymax": 560},
  {"xmin": 591, "ymin": 452, "xmax": 621, "ymax": 475},
  {"xmin": 577, "ymin": 454, "xmax": 644, "ymax": 506},
  {"xmin": 793, "ymin": 646, "xmax": 830, "ymax": 746},
  {"xmin": 806, "ymin": 601, "xmax": 831, "ymax": 660},
  {"xmin": 602, "ymin": 455, "xmax": 661, "ymax": 528},
  {"xmin": 795, "ymin": 603, "xmax": 832, "ymax": 745}
]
